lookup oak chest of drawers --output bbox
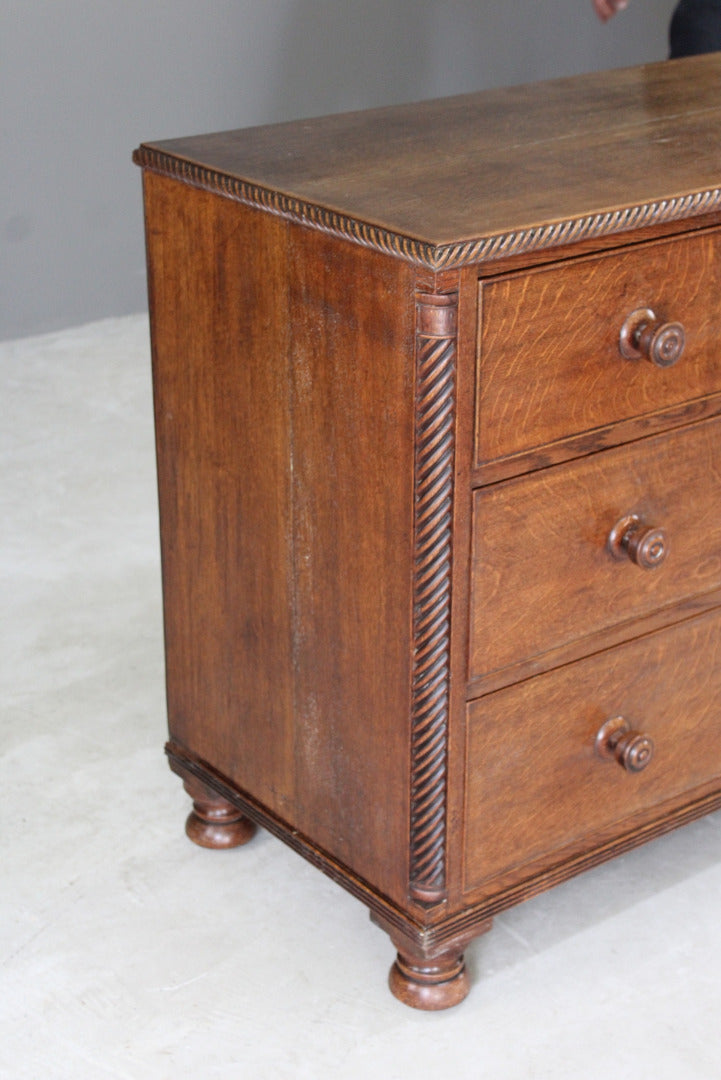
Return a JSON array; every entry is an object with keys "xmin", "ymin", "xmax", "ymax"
[{"xmin": 135, "ymin": 54, "xmax": 721, "ymax": 1009}]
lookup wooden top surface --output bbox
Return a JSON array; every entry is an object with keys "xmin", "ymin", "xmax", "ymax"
[{"xmin": 135, "ymin": 54, "xmax": 721, "ymax": 268}]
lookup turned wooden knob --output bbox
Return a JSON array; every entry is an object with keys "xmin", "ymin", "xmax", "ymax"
[
  {"xmin": 619, "ymin": 307, "xmax": 685, "ymax": 368},
  {"xmin": 595, "ymin": 716, "xmax": 655, "ymax": 773},
  {"xmin": 608, "ymin": 513, "xmax": 668, "ymax": 570}
]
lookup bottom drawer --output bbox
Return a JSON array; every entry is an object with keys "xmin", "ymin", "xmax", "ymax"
[{"xmin": 464, "ymin": 608, "xmax": 721, "ymax": 895}]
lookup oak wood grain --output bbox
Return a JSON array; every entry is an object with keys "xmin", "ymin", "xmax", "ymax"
[
  {"xmin": 477, "ymin": 228, "xmax": 721, "ymax": 465},
  {"xmin": 472, "ymin": 392, "xmax": 721, "ymax": 488},
  {"xmin": 137, "ymin": 54, "xmax": 721, "ymax": 1009},
  {"xmin": 135, "ymin": 54, "xmax": 721, "ymax": 268},
  {"xmin": 144, "ymin": 172, "xmax": 296, "ymax": 814},
  {"xmin": 145, "ymin": 174, "xmax": 417, "ymax": 905},
  {"xmin": 464, "ymin": 608, "xmax": 721, "ymax": 893},
  {"xmin": 467, "ymin": 585, "xmax": 721, "ymax": 698},
  {"xmin": 285, "ymin": 225, "xmax": 416, "ymax": 902},
  {"xmin": 470, "ymin": 415, "xmax": 721, "ymax": 680}
]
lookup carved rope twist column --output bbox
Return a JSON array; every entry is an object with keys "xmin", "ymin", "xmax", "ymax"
[{"xmin": 409, "ymin": 291, "xmax": 458, "ymax": 905}]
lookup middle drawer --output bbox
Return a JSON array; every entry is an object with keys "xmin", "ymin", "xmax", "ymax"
[{"xmin": 469, "ymin": 415, "xmax": 721, "ymax": 685}]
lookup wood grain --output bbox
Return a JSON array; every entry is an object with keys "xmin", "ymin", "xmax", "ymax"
[
  {"xmin": 144, "ymin": 172, "xmax": 296, "ymax": 813},
  {"xmin": 409, "ymin": 291, "xmax": 458, "ymax": 905},
  {"xmin": 145, "ymin": 172, "xmax": 418, "ymax": 906},
  {"xmin": 476, "ymin": 228, "xmax": 721, "ymax": 465},
  {"xmin": 285, "ymin": 226, "xmax": 416, "ymax": 903},
  {"xmin": 464, "ymin": 608, "xmax": 721, "ymax": 893},
  {"xmin": 137, "ymin": 54, "xmax": 721, "ymax": 1008},
  {"xmin": 135, "ymin": 54, "xmax": 721, "ymax": 269},
  {"xmin": 470, "ymin": 415, "xmax": 721, "ymax": 680}
]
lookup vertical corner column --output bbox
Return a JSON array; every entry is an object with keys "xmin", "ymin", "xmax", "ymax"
[{"xmin": 409, "ymin": 290, "xmax": 459, "ymax": 906}]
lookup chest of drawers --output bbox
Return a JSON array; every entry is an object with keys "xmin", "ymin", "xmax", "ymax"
[{"xmin": 134, "ymin": 54, "xmax": 721, "ymax": 1009}]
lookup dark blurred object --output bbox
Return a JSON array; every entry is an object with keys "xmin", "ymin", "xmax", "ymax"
[{"xmin": 670, "ymin": 0, "xmax": 721, "ymax": 56}]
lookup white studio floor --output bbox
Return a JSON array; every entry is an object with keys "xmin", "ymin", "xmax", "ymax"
[{"xmin": 2, "ymin": 314, "xmax": 720, "ymax": 1080}]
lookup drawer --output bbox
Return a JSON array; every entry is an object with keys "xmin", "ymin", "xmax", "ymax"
[
  {"xmin": 469, "ymin": 414, "xmax": 721, "ymax": 683},
  {"xmin": 464, "ymin": 608, "xmax": 721, "ymax": 894},
  {"xmin": 476, "ymin": 229, "xmax": 721, "ymax": 469}
]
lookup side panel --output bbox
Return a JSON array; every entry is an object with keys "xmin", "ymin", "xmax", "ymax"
[
  {"xmin": 144, "ymin": 172, "xmax": 417, "ymax": 905},
  {"xmin": 144, "ymin": 172, "xmax": 296, "ymax": 815},
  {"xmin": 288, "ymin": 226, "xmax": 416, "ymax": 903}
]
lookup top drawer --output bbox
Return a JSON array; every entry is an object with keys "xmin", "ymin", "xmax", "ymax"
[{"xmin": 476, "ymin": 229, "xmax": 721, "ymax": 471}]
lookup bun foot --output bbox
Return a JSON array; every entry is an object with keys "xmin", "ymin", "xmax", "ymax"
[
  {"xmin": 389, "ymin": 949, "xmax": 470, "ymax": 1011},
  {"xmin": 183, "ymin": 777, "xmax": 256, "ymax": 849}
]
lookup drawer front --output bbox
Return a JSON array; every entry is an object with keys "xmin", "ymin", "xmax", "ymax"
[
  {"xmin": 476, "ymin": 229, "xmax": 721, "ymax": 467},
  {"xmin": 464, "ymin": 609, "xmax": 721, "ymax": 894},
  {"xmin": 469, "ymin": 415, "xmax": 721, "ymax": 682}
]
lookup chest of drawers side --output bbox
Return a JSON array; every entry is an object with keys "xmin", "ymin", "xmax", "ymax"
[{"xmin": 142, "ymin": 168, "xmax": 434, "ymax": 909}]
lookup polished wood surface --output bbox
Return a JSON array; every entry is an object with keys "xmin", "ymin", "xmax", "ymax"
[
  {"xmin": 464, "ymin": 609, "xmax": 721, "ymax": 895},
  {"xmin": 470, "ymin": 415, "xmax": 721, "ymax": 682},
  {"xmin": 595, "ymin": 716, "xmax": 655, "ymax": 774},
  {"xmin": 144, "ymin": 171, "xmax": 416, "ymax": 907},
  {"xmin": 618, "ymin": 307, "xmax": 686, "ymax": 368},
  {"xmin": 136, "ymin": 55, "xmax": 721, "ymax": 1011},
  {"xmin": 182, "ymin": 774, "xmax": 256, "ymax": 849},
  {"xmin": 145, "ymin": 173, "xmax": 297, "ymax": 815},
  {"xmin": 607, "ymin": 514, "xmax": 669, "ymax": 570},
  {"xmin": 476, "ymin": 228, "xmax": 721, "ymax": 466},
  {"xmin": 136, "ymin": 55, "xmax": 721, "ymax": 256}
]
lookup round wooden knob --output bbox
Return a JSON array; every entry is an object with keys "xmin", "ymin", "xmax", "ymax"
[
  {"xmin": 619, "ymin": 308, "xmax": 685, "ymax": 368},
  {"xmin": 608, "ymin": 514, "xmax": 668, "ymax": 570},
  {"xmin": 595, "ymin": 716, "xmax": 655, "ymax": 773}
]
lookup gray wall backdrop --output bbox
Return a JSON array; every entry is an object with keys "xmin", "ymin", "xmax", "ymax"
[{"xmin": 2, "ymin": 0, "xmax": 675, "ymax": 340}]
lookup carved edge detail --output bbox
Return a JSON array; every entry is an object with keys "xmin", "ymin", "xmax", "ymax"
[
  {"xmin": 408, "ymin": 291, "xmax": 458, "ymax": 906},
  {"xmin": 133, "ymin": 148, "xmax": 721, "ymax": 268},
  {"xmin": 431, "ymin": 191, "xmax": 721, "ymax": 268},
  {"xmin": 133, "ymin": 147, "xmax": 436, "ymax": 266}
]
